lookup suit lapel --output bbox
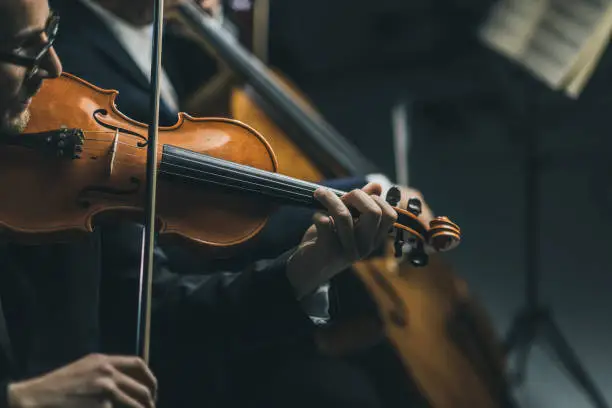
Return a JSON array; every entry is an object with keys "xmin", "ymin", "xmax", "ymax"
[
  {"xmin": 54, "ymin": 0, "xmax": 178, "ymax": 120},
  {"xmin": 0, "ymin": 245, "xmax": 17, "ymax": 376},
  {"xmin": 0, "ymin": 298, "xmax": 17, "ymax": 375},
  {"xmin": 82, "ymin": 24, "xmax": 178, "ymax": 119},
  {"xmin": 69, "ymin": 1, "xmax": 151, "ymax": 92}
]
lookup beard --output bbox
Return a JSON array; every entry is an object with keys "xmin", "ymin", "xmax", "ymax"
[{"xmin": 0, "ymin": 109, "xmax": 30, "ymax": 137}]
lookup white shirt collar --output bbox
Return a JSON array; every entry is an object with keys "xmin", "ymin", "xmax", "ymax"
[{"xmin": 78, "ymin": 0, "xmax": 180, "ymax": 113}]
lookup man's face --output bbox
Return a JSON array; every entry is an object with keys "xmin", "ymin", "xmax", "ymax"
[{"xmin": 0, "ymin": 0, "xmax": 62, "ymax": 136}]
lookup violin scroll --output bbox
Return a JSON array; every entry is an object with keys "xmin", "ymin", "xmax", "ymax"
[
  {"xmin": 384, "ymin": 187, "xmax": 462, "ymax": 267},
  {"xmin": 429, "ymin": 217, "xmax": 461, "ymax": 252}
]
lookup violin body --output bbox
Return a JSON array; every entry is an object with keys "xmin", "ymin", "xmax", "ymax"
[{"xmin": 0, "ymin": 73, "xmax": 275, "ymax": 248}]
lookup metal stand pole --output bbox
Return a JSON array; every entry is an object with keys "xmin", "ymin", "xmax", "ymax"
[{"xmin": 503, "ymin": 99, "xmax": 609, "ymax": 408}]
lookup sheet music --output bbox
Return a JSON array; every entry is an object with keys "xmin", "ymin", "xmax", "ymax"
[{"xmin": 479, "ymin": 0, "xmax": 612, "ymax": 98}]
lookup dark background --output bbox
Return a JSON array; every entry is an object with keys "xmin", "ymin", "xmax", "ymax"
[{"xmin": 259, "ymin": 1, "xmax": 612, "ymax": 406}]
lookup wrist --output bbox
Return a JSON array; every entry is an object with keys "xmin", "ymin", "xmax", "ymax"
[
  {"xmin": 6, "ymin": 383, "xmax": 21, "ymax": 408},
  {"xmin": 286, "ymin": 244, "xmax": 337, "ymax": 301},
  {"xmin": 7, "ymin": 381, "xmax": 35, "ymax": 408},
  {"xmin": 285, "ymin": 246, "xmax": 308, "ymax": 300}
]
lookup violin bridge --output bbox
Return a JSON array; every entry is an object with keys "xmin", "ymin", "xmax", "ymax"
[{"xmin": 107, "ymin": 129, "xmax": 119, "ymax": 177}]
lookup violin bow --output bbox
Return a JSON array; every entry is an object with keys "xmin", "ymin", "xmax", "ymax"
[{"xmin": 135, "ymin": 0, "xmax": 165, "ymax": 362}]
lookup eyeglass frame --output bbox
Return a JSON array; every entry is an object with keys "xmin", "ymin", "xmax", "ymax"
[{"xmin": 0, "ymin": 12, "xmax": 60, "ymax": 79}]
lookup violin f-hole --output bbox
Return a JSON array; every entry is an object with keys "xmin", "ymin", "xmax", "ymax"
[{"xmin": 92, "ymin": 109, "xmax": 148, "ymax": 146}]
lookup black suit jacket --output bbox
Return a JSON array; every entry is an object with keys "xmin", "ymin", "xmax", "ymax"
[
  {"xmin": 0, "ymin": 235, "xmax": 102, "ymax": 406},
  {"xmin": 0, "ymin": 233, "xmax": 323, "ymax": 407},
  {"xmin": 49, "ymin": 0, "xmax": 213, "ymax": 126}
]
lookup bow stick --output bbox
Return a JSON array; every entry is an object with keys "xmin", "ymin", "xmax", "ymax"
[{"xmin": 135, "ymin": 0, "xmax": 165, "ymax": 362}]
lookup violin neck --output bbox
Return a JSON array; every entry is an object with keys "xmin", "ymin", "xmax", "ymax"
[{"xmin": 159, "ymin": 144, "xmax": 345, "ymax": 210}]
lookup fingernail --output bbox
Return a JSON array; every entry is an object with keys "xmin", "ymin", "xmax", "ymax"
[{"xmin": 314, "ymin": 187, "xmax": 329, "ymax": 197}]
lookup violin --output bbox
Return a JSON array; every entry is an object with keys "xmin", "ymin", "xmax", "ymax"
[{"xmin": 0, "ymin": 73, "xmax": 460, "ymax": 262}]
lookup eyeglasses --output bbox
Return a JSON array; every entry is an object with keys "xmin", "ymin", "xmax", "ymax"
[{"xmin": 0, "ymin": 12, "xmax": 60, "ymax": 79}]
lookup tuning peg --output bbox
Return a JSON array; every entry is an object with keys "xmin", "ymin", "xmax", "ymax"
[
  {"xmin": 385, "ymin": 186, "xmax": 401, "ymax": 207},
  {"xmin": 407, "ymin": 198, "xmax": 422, "ymax": 216},
  {"xmin": 386, "ymin": 186, "xmax": 402, "ymax": 235},
  {"xmin": 393, "ymin": 230, "xmax": 404, "ymax": 258},
  {"xmin": 407, "ymin": 241, "xmax": 428, "ymax": 267}
]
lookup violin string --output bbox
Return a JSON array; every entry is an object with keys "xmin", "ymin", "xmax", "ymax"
[
  {"xmin": 64, "ymin": 131, "xmax": 409, "ymax": 217},
  {"xmin": 70, "ymin": 152, "xmax": 316, "ymax": 204},
  {"xmin": 155, "ymin": 155, "xmax": 420, "ymax": 232},
  {"xmin": 162, "ymin": 145, "xmax": 348, "ymax": 202},
  {"xmin": 158, "ymin": 151, "xmax": 322, "ymax": 203},
  {"xmin": 80, "ymin": 147, "xmax": 140, "ymax": 157},
  {"xmin": 158, "ymin": 169, "xmax": 316, "ymax": 206},
  {"xmin": 158, "ymin": 164, "xmax": 317, "ymax": 204},
  {"xmin": 162, "ymin": 146, "xmax": 333, "ymax": 195},
  {"xmin": 31, "ymin": 150, "xmax": 416, "ymax": 234},
  {"xmin": 59, "ymin": 141, "xmax": 412, "ymax": 219},
  {"xmin": 64, "ymin": 145, "xmax": 412, "ymax": 219},
  {"xmin": 81, "ymin": 130, "xmax": 141, "ymax": 144},
  {"xmin": 12, "ymin": 132, "xmax": 431, "ymax": 238},
  {"xmin": 76, "ymin": 143, "xmax": 322, "ymax": 203},
  {"xmin": 77, "ymin": 131, "xmax": 325, "ymax": 199},
  {"xmin": 77, "ymin": 130, "xmax": 332, "ymax": 199}
]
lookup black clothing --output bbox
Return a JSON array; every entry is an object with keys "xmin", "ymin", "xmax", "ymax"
[
  {"xmin": 0, "ymin": 2, "xmax": 382, "ymax": 407},
  {"xmin": 0, "ymin": 232, "xmax": 318, "ymax": 407}
]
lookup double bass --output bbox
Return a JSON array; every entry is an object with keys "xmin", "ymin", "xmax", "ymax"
[{"xmin": 164, "ymin": 2, "xmax": 514, "ymax": 408}]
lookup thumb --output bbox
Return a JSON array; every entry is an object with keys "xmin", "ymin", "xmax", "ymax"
[
  {"xmin": 360, "ymin": 182, "xmax": 383, "ymax": 197},
  {"xmin": 310, "ymin": 212, "xmax": 336, "ymax": 245}
]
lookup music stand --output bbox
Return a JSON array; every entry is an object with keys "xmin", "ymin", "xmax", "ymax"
[{"xmin": 503, "ymin": 96, "xmax": 609, "ymax": 408}]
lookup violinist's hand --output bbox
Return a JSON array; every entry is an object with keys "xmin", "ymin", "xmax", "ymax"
[
  {"xmin": 286, "ymin": 183, "xmax": 397, "ymax": 299},
  {"xmin": 7, "ymin": 353, "xmax": 157, "ymax": 408}
]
